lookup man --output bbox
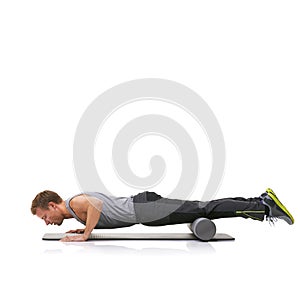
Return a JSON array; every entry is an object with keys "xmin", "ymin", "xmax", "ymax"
[{"xmin": 31, "ymin": 188, "xmax": 294, "ymax": 242}]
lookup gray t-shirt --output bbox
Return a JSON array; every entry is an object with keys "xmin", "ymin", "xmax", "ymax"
[{"xmin": 65, "ymin": 192, "xmax": 137, "ymax": 228}]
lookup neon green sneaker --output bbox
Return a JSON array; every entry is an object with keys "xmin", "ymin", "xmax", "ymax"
[{"xmin": 260, "ymin": 188, "xmax": 294, "ymax": 225}]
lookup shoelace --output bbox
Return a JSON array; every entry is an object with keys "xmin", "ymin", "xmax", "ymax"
[
  {"xmin": 261, "ymin": 196, "xmax": 278, "ymax": 226},
  {"xmin": 266, "ymin": 215, "xmax": 278, "ymax": 226}
]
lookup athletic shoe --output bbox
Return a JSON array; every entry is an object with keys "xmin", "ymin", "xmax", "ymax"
[{"xmin": 260, "ymin": 188, "xmax": 294, "ymax": 225}]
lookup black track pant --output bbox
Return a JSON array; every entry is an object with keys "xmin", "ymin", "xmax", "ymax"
[{"xmin": 133, "ymin": 191, "xmax": 266, "ymax": 226}]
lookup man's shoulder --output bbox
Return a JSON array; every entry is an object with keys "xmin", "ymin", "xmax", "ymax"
[{"xmin": 69, "ymin": 194, "xmax": 90, "ymax": 211}]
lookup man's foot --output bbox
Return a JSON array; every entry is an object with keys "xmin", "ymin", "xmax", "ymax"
[{"xmin": 260, "ymin": 188, "xmax": 294, "ymax": 225}]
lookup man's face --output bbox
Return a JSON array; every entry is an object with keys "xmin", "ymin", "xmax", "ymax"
[{"xmin": 36, "ymin": 203, "xmax": 64, "ymax": 226}]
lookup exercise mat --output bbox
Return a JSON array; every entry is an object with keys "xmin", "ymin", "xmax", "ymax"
[{"xmin": 43, "ymin": 232, "xmax": 234, "ymax": 241}]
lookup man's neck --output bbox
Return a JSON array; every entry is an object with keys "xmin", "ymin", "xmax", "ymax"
[{"xmin": 60, "ymin": 201, "xmax": 73, "ymax": 219}]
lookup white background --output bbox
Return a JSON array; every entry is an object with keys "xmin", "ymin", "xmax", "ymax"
[{"xmin": 1, "ymin": 1, "xmax": 300, "ymax": 299}]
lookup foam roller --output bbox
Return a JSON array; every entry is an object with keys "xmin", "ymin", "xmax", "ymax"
[{"xmin": 189, "ymin": 218, "xmax": 216, "ymax": 241}]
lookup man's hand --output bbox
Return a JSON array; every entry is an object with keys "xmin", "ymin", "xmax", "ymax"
[{"xmin": 60, "ymin": 234, "xmax": 89, "ymax": 242}]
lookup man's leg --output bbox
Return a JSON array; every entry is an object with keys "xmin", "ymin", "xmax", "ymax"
[
  {"xmin": 166, "ymin": 196, "xmax": 266, "ymax": 225},
  {"xmin": 133, "ymin": 191, "xmax": 266, "ymax": 226}
]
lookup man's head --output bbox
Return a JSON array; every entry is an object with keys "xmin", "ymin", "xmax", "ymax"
[{"xmin": 31, "ymin": 190, "xmax": 65, "ymax": 226}]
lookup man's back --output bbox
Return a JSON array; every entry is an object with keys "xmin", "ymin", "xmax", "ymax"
[{"xmin": 65, "ymin": 192, "xmax": 138, "ymax": 228}]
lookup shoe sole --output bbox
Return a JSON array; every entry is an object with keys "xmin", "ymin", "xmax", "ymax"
[{"xmin": 266, "ymin": 188, "xmax": 294, "ymax": 224}]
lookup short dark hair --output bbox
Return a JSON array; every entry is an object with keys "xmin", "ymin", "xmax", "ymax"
[{"xmin": 31, "ymin": 190, "xmax": 63, "ymax": 215}]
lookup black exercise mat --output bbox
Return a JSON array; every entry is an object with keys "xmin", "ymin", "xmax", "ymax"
[{"xmin": 43, "ymin": 232, "xmax": 234, "ymax": 241}]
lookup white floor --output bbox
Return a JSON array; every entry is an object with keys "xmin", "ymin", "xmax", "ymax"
[{"xmin": 3, "ymin": 220, "xmax": 299, "ymax": 300}]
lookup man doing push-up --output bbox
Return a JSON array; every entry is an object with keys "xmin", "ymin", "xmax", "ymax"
[{"xmin": 31, "ymin": 188, "xmax": 294, "ymax": 242}]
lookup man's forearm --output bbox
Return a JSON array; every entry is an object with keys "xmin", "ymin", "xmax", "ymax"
[{"xmin": 83, "ymin": 201, "xmax": 102, "ymax": 239}]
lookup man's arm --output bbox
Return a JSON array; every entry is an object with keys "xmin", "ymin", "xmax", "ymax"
[
  {"xmin": 82, "ymin": 197, "xmax": 102, "ymax": 238},
  {"xmin": 61, "ymin": 195, "xmax": 103, "ymax": 242}
]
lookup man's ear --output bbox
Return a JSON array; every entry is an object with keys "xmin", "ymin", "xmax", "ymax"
[{"xmin": 48, "ymin": 202, "xmax": 57, "ymax": 210}]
